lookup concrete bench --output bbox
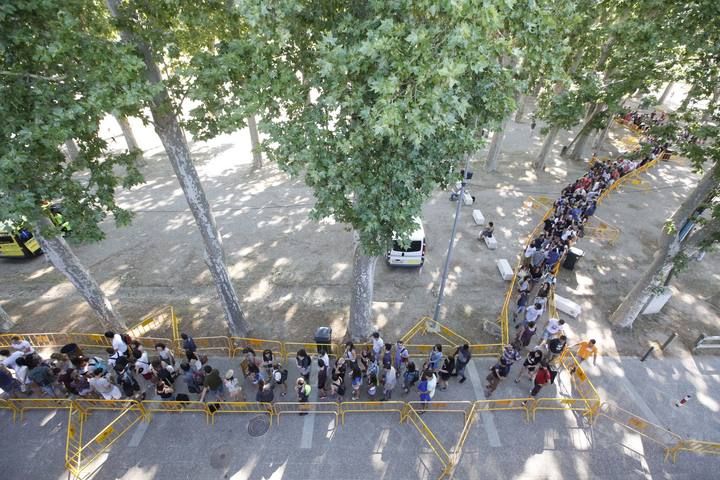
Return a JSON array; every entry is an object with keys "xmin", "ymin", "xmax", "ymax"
[
  {"xmin": 484, "ymin": 235, "xmax": 497, "ymax": 250},
  {"xmin": 496, "ymin": 259, "xmax": 513, "ymax": 281},
  {"xmin": 554, "ymin": 294, "xmax": 581, "ymax": 318},
  {"xmin": 472, "ymin": 209, "xmax": 485, "ymax": 225}
]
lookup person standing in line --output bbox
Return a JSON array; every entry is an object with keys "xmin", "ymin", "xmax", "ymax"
[
  {"xmin": 403, "ymin": 361, "xmax": 420, "ymax": 393},
  {"xmin": 484, "ymin": 358, "xmax": 511, "ymax": 398},
  {"xmin": 256, "ymin": 379, "xmax": 274, "ymax": 403},
  {"xmin": 330, "ymin": 371, "xmax": 345, "ymax": 401},
  {"xmin": 343, "ymin": 342, "xmax": 357, "ymax": 367},
  {"xmin": 199, "ymin": 367, "xmax": 224, "ymax": 402},
  {"xmin": 525, "ymin": 303, "xmax": 544, "ymax": 327},
  {"xmin": 513, "ymin": 291, "xmax": 530, "ymax": 325},
  {"xmin": 454, "ymin": 344, "xmax": 472, "ymax": 384},
  {"xmin": 438, "ymin": 355, "xmax": 454, "ymax": 391},
  {"xmin": 261, "ymin": 349, "xmax": 275, "ymax": 379},
  {"xmin": 224, "ymin": 369, "xmax": 245, "ymax": 401},
  {"xmin": 371, "ymin": 332, "xmax": 384, "ymax": 359},
  {"xmin": 350, "ymin": 365, "xmax": 363, "ymax": 401},
  {"xmin": 427, "ymin": 344, "xmax": 443, "ymax": 372},
  {"xmin": 515, "ymin": 348, "xmax": 543, "ymax": 383},
  {"xmin": 104, "ymin": 331, "xmax": 128, "ymax": 357},
  {"xmin": 180, "ymin": 333, "xmax": 197, "ymax": 359},
  {"xmin": 545, "ymin": 335, "xmax": 568, "ymax": 364},
  {"xmin": 295, "ymin": 349, "xmax": 311, "ymax": 382},
  {"xmin": 381, "ymin": 364, "xmax": 397, "ymax": 401},
  {"xmin": 522, "ymin": 363, "xmax": 552, "ymax": 406},
  {"xmin": 317, "ymin": 358, "xmax": 329, "ymax": 400},
  {"xmin": 394, "ymin": 340, "xmax": 410, "ymax": 378},
  {"xmin": 10, "ymin": 336, "xmax": 34, "ymax": 355},
  {"xmin": 382, "ymin": 343, "xmax": 393, "ymax": 369},
  {"xmin": 296, "ymin": 378, "xmax": 311, "ymax": 415},
  {"xmin": 271, "ymin": 363, "xmax": 288, "ymax": 397},
  {"xmin": 541, "ymin": 318, "xmax": 565, "ymax": 343},
  {"xmin": 513, "ymin": 321, "xmax": 537, "ymax": 352},
  {"xmin": 417, "ymin": 373, "xmax": 431, "ymax": 413}
]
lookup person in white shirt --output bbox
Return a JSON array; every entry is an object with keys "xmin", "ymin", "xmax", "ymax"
[
  {"xmin": 524, "ymin": 303, "xmax": 544, "ymax": 326},
  {"xmin": 0, "ymin": 349, "xmax": 24, "ymax": 370},
  {"xmin": 371, "ymin": 332, "xmax": 384, "ymax": 359},
  {"xmin": 88, "ymin": 369, "xmax": 121, "ymax": 400},
  {"xmin": 105, "ymin": 331, "xmax": 128, "ymax": 355},
  {"xmin": 542, "ymin": 318, "xmax": 566, "ymax": 342},
  {"xmin": 11, "ymin": 337, "xmax": 34, "ymax": 354},
  {"xmin": 427, "ymin": 371, "xmax": 437, "ymax": 399}
]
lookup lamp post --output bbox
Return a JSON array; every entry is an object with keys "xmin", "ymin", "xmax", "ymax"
[{"xmin": 433, "ymin": 155, "xmax": 472, "ymax": 322}]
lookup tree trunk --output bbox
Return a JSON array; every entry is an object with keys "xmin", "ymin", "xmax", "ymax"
[
  {"xmin": 0, "ymin": 303, "xmax": 13, "ymax": 332},
  {"xmin": 592, "ymin": 114, "xmax": 614, "ymax": 150},
  {"xmin": 115, "ymin": 115, "xmax": 141, "ymax": 153},
  {"xmin": 701, "ymin": 87, "xmax": 719, "ymax": 122},
  {"xmin": 247, "ymin": 115, "xmax": 263, "ymax": 169},
  {"xmin": 514, "ymin": 94, "xmax": 526, "ymax": 122},
  {"xmin": 533, "ymin": 126, "xmax": 560, "ymax": 171},
  {"xmin": 34, "ymin": 221, "xmax": 126, "ymax": 331},
  {"xmin": 64, "ymin": 139, "xmax": 79, "ymax": 162},
  {"xmin": 569, "ymin": 128, "xmax": 592, "ymax": 162},
  {"xmin": 680, "ymin": 84, "xmax": 697, "ymax": 111},
  {"xmin": 658, "ymin": 82, "xmax": 674, "ymax": 105},
  {"xmin": 564, "ymin": 103, "xmax": 599, "ymax": 157},
  {"xmin": 596, "ymin": 37, "xmax": 615, "ymax": 71},
  {"xmin": 610, "ymin": 165, "xmax": 719, "ymax": 328},
  {"xmin": 348, "ymin": 231, "xmax": 378, "ymax": 341},
  {"xmin": 107, "ymin": 0, "xmax": 250, "ymax": 337},
  {"xmin": 485, "ymin": 117, "xmax": 508, "ymax": 172}
]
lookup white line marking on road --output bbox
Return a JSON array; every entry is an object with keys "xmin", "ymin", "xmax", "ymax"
[
  {"xmin": 300, "ymin": 411, "xmax": 315, "ymax": 449},
  {"xmin": 128, "ymin": 419, "xmax": 150, "ymax": 447},
  {"xmin": 467, "ymin": 360, "xmax": 502, "ymax": 447}
]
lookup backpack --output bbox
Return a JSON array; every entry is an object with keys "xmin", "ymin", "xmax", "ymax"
[
  {"xmin": 382, "ymin": 351, "xmax": 392, "ymax": 369},
  {"xmin": 120, "ymin": 371, "xmax": 140, "ymax": 397},
  {"xmin": 121, "ymin": 334, "xmax": 133, "ymax": 346}
]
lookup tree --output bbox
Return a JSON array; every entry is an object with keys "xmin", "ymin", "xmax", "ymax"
[
  {"xmin": 247, "ymin": 115, "xmax": 263, "ymax": 169},
  {"xmin": 0, "ymin": 303, "xmax": 13, "ymax": 332},
  {"xmin": 114, "ymin": 115, "xmax": 142, "ymax": 156},
  {"xmin": 105, "ymin": 0, "xmax": 251, "ymax": 337},
  {"xmin": 0, "ymin": 1, "xmax": 148, "ymax": 331},
  {"xmin": 189, "ymin": 1, "xmax": 549, "ymax": 338}
]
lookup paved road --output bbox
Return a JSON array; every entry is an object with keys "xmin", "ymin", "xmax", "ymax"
[{"xmin": 1, "ymin": 353, "xmax": 718, "ymax": 480}]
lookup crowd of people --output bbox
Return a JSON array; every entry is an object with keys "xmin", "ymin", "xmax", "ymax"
[{"xmin": 619, "ymin": 109, "xmax": 668, "ymax": 132}]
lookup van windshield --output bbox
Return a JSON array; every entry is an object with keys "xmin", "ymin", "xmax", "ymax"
[{"xmin": 392, "ymin": 240, "xmax": 422, "ymax": 252}]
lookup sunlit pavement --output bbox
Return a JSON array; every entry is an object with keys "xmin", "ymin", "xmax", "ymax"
[{"xmin": 2, "ymin": 352, "xmax": 719, "ymax": 480}]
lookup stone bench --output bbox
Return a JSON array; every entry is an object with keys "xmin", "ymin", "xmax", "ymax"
[
  {"xmin": 554, "ymin": 294, "xmax": 582, "ymax": 318},
  {"xmin": 496, "ymin": 259, "xmax": 513, "ymax": 281},
  {"xmin": 484, "ymin": 235, "xmax": 497, "ymax": 250},
  {"xmin": 472, "ymin": 209, "xmax": 485, "ymax": 225}
]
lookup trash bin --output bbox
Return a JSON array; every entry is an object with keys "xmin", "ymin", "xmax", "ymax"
[
  {"xmin": 314, "ymin": 327, "xmax": 332, "ymax": 355},
  {"xmin": 562, "ymin": 247, "xmax": 584, "ymax": 270}
]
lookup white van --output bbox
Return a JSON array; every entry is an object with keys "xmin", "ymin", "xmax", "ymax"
[{"xmin": 386, "ymin": 218, "xmax": 426, "ymax": 267}]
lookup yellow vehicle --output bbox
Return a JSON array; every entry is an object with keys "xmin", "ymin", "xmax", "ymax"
[
  {"xmin": 0, "ymin": 203, "xmax": 68, "ymax": 258},
  {"xmin": 0, "ymin": 229, "xmax": 42, "ymax": 258}
]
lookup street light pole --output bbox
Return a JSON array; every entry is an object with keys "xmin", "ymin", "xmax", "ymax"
[{"xmin": 433, "ymin": 154, "xmax": 472, "ymax": 322}]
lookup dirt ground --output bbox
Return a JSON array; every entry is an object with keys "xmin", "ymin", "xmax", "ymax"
[{"xmin": 2, "ymin": 89, "xmax": 718, "ymax": 356}]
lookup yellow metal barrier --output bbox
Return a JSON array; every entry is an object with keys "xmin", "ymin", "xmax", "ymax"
[
  {"xmin": 469, "ymin": 343, "xmax": 504, "ymax": 357},
  {"xmin": 407, "ymin": 401, "xmax": 474, "ymax": 422},
  {"xmin": 9, "ymin": 397, "xmax": 73, "ymax": 421},
  {"xmin": 142, "ymin": 400, "xmax": 211, "ymax": 423},
  {"xmin": 0, "ymin": 333, "xmax": 111, "ymax": 353},
  {"xmin": 184, "ymin": 336, "xmax": 233, "ymax": 356},
  {"xmin": 69, "ymin": 404, "xmax": 146, "ymax": 478},
  {"xmin": 230, "ymin": 337, "xmax": 285, "ymax": 359},
  {"xmin": 339, "ymin": 401, "xmax": 407, "ymax": 425},
  {"xmin": 531, "ymin": 397, "xmax": 595, "ymax": 421},
  {"xmin": 74, "ymin": 399, "xmax": 145, "ymax": 417},
  {"xmin": 283, "ymin": 342, "xmax": 338, "ymax": 361},
  {"xmin": 0, "ymin": 398, "xmax": 18, "ymax": 420},
  {"xmin": 402, "ymin": 404, "xmax": 452, "ymax": 476},
  {"xmin": 400, "ymin": 317, "xmax": 471, "ymax": 348},
  {"xmin": 475, "ymin": 398, "xmax": 532, "ymax": 423},
  {"xmin": 272, "ymin": 402, "xmax": 339, "ymax": 424},
  {"xmin": 209, "ymin": 401, "xmax": 274, "ymax": 425},
  {"xmin": 126, "ymin": 305, "xmax": 177, "ymax": 340},
  {"xmin": 444, "ymin": 402, "xmax": 479, "ymax": 479},
  {"xmin": 65, "ymin": 404, "xmax": 85, "ymax": 477},
  {"xmin": 670, "ymin": 439, "xmax": 720, "ymax": 463},
  {"xmin": 599, "ymin": 402, "xmax": 684, "ymax": 462}
]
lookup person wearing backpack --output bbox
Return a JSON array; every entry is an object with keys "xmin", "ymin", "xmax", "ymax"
[
  {"xmin": 484, "ymin": 358, "xmax": 511, "ymax": 398},
  {"xmin": 403, "ymin": 361, "xmax": 420, "ymax": 394},
  {"xmin": 331, "ymin": 371, "xmax": 345, "ymax": 401},
  {"xmin": 271, "ymin": 363, "xmax": 288, "ymax": 397},
  {"xmin": 29, "ymin": 363, "xmax": 58, "ymax": 397},
  {"xmin": 104, "ymin": 331, "xmax": 129, "ymax": 357},
  {"xmin": 180, "ymin": 333, "xmax": 197, "ymax": 359},
  {"xmin": 454, "ymin": 344, "xmax": 472, "ymax": 384},
  {"xmin": 296, "ymin": 378, "xmax": 311, "ymax": 415}
]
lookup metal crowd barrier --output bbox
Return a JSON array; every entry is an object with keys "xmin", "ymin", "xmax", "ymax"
[{"xmin": 339, "ymin": 401, "xmax": 406, "ymax": 425}]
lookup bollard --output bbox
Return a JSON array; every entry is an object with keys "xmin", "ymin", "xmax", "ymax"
[
  {"xmin": 660, "ymin": 332, "xmax": 678, "ymax": 351},
  {"xmin": 692, "ymin": 333, "xmax": 706, "ymax": 352},
  {"xmin": 640, "ymin": 345, "xmax": 654, "ymax": 362}
]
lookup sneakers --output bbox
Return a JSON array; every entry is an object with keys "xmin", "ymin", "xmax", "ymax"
[
  {"xmin": 459, "ymin": 377, "xmax": 466, "ymax": 384},
  {"xmin": 521, "ymin": 400, "xmax": 527, "ymax": 406}
]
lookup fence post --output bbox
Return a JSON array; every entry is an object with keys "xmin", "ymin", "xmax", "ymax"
[
  {"xmin": 660, "ymin": 332, "xmax": 677, "ymax": 351},
  {"xmin": 640, "ymin": 346, "xmax": 654, "ymax": 362},
  {"xmin": 692, "ymin": 334, "xmax": 706, "ymax": 352}
]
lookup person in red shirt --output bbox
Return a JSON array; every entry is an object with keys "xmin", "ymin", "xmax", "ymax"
[{"xmin": 522, "ymin": 363, "xmax": 552, "ymax": 406}]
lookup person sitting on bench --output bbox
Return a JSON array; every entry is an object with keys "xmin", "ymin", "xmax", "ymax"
[{"xmin": 480, "ymin": 222, "xmax": 494, "ymax": 238}]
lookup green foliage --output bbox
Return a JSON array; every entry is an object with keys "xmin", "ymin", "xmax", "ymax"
[
  {"xmin": 188, "ymin": 0, "xmax": 566, "ymax": 254},
  {"xmin": 0, "ymin": 1, "xmax": 151, "ymax": 242}
]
